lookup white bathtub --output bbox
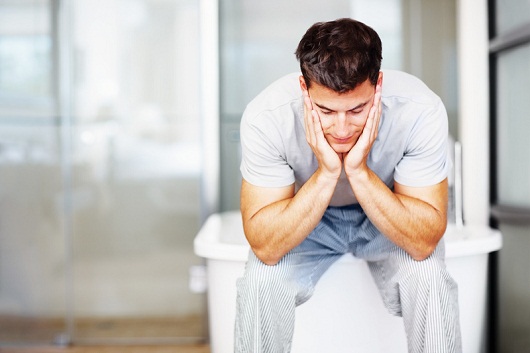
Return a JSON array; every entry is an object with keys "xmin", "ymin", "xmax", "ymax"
[{"xmin": 194, "ymin": 211, "xmax": 502, "ymax": 353}]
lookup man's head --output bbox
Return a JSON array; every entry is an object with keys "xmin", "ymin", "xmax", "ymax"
[{"xmin": 295, "ymin": 18, "xmax": 382, "ymax": 93}]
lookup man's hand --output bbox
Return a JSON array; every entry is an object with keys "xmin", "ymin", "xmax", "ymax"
[
  {"xmin": 344, "ymin": 80, "xmax": 382, "ymax": 177},
  {"xmin": 302, "ymin": 89, "xmax": 342, "ymax": 180}
]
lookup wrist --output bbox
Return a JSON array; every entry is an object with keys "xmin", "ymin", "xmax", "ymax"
[
  {"xmin": 316, "ymin": 165, "xmax": 341, "ymax": 182},
  {"xmin": 346, "ymin": 164, "xmax": 370, "ymax": 184}
]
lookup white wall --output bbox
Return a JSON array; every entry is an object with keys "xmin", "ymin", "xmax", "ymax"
[{"xmin": 457, "ymin": 0, "xmax": 490, "ymax": 226}]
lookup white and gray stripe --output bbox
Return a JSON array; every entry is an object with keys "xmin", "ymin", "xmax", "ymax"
[{"xmin": 235, "ymin": 204, "xmax": 462, "ymax": 353}]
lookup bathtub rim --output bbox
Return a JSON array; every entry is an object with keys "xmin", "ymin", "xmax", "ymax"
[{"xmin": 194, "ymin": 211, "xmax": 502, "ymax": 262}]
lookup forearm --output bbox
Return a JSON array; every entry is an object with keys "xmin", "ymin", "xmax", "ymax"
[
  {"xmin": 242, "ymin": 170, "xmax": 338, "ymax": 265},
  {"xmin": 348, "ymin": 168, "xmax": 447, "ymax": 261}
]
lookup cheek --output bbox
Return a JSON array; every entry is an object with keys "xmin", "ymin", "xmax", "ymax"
[
  {"xmin": 319, "ymin": 115, "xmax": 334, "ymax": 130},
  {"xmin": 352, "ymin": 112, "xmax": 369, "ymax": 127}
]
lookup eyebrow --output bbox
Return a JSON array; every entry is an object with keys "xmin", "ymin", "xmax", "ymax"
[{"xmin": 314, "ymin": 100, "xmax": 370, "ymax": 112}]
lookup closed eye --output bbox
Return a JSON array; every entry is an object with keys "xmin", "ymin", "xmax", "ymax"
[
  {"xmin": 348, "ymin": 104, "xmax": 367, "ymax": 114},
  {"xmin": 314, "ymin": 101, "xmax": 369, "ymax": 116}
]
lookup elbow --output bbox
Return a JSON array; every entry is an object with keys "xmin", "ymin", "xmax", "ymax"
[
  {"xmin": 409, "ymin": 243, "xmax": 437, "ymax": 261},
  {"xmin": 244, "ymin": 233, "xmax": 283, "ymax": 266},
  {"xmin": 252, "ymin": 246, "xmax": 283, "ymax": 266},
  {"xmin": 409, "ymin": 224, "xmax": 447, "ymax": 262},
  {"xmin": 244, "ymin": 223, "xmax": 286, "ymax": 266}
]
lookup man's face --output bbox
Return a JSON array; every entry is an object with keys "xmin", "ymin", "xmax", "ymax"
[{"xmin": 302, "ymin": 77, "xmax": 377, "ymax": 154}]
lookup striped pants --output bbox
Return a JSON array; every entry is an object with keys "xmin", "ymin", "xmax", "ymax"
[{"xmin": 234, "ymin": 204, "xmax": 462, "ymax": 353}]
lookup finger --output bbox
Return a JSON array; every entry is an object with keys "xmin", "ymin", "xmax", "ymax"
[
  {"xmin": 303, "ymin": 93, "xmax": 324, "ymax": 148},
  {"xmin": 304, "ymin": 93, "xmax": 323, "ymax": 135},
  {"xmin": 312, "ymin": 109, "xmax": 334, "ymax": 152},
  {"xmin": 303, "ymin": 95, "xmax": 315, "ymax": 138},
  {"xmin": 309, "ymin": 109, "xmax": 323, "ymax": 147},
  {"xmin": 305, "ymin": 112, "xmax": 315, "ymax": 146},
  {"xmin": 311, "ymin": 109, "xmax": 323, "ymax": 135},
  {"xmin": 361, "ymin": 93, "xmax": 381, "ymax": 144},
  {"xmin": 371, "ymin": 90, "xmax": 382, "ymax": 140},
  {"xmin": 363, "ymin": 107, "xmax": 376, "ymax": 141},
  {"xmin": 302, "ymin": 89, "xmax": 314, "ymax": 111},
  {"xmin": 303, "ymin": 99, "xmax": 316, "ymax": 145},
  {"xmin": 365, "ymin": 83, "xmax": 382, "ymax": 137}
]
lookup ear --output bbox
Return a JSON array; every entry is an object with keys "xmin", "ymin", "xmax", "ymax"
[
  {"xmin": 377, "ymin": 71, "xmax": 383, "ymax": 88},
  {"xmin": 299, "ymin": 75, "xmax": 308, "ymax": 92}
]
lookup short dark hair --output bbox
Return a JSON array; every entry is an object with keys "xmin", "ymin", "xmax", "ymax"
[{"xmin": 295, "ymin": 18, "xmax": 382, "ymax": 93}]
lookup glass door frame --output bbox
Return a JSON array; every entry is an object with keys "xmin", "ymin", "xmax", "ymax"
[
  {"xmin": 54, "ymin": 0, "xmax": 220, "ymax": 345},
  {"xmin": 488, "ymin": 1, "xmax": 530, "ymax": 352},
  {"xmin": 488, "ymin": 6, "xmax": 530, "ymax": 222}
]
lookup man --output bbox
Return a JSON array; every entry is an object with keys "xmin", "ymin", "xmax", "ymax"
[{"xmin": 235, "ymin": 18, "xmax": 461, "ymax": 353}]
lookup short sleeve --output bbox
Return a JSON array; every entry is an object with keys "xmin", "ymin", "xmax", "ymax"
[
  {"xmin": 394, "ymin": 99, "xmax": 450, "ymax": 187},
  {"xmin": 239, "ymin": 110, "xmax": 295, "ymax": 188}
]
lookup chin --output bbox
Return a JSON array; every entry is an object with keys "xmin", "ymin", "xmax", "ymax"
[{"xmin": 332, "ymin": 144, "xmax": 353, "ymax": 153}]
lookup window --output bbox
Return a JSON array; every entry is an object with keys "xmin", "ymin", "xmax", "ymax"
[
  {"xmin": 489, "ymin": 1, "xmax": 530, "ymax": 352},
  {"xmin": 0, "ymin": 0, "xmax": 55, "ymax": 118}
]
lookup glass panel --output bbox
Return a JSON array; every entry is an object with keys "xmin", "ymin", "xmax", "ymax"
[
  {"xmin": 219, "ymin": 0, "xmax": 404, "ymax": 211},
  {"xmin": 220, "ymin": 0, "xmax": 403, "ymax": 121},
  {"xmin": 69, "ymin": 0, "xmax": 205, "ymax": 343},
  {"xmin": 0, "ymin": 126, "xmax": 65, "ymax": 345},
  {"xmin": 497, "ymin": 223, "xmax": 530, "ymax": 352},
  {"xmin": 0, "ymin": 1, "xmax": 65, "ymax": 345},
  {"xmin": 0, "ymin": 0, "xmax": 54, "ymax": 118},
  {"xmin": 496, "ymin": 43, "xmax": 530, "ymax": 207},
  {"xmin": 495, "ymin": 0, "xmax": 530, "ymax": 36}
]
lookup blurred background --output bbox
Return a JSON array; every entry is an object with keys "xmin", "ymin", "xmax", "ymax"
[{"xmin": 0, "ymin": 0, "xmax": 528, "ymax": 352}]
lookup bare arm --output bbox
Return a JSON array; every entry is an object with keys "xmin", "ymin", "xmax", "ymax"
[
  {"xmin": 241, "ymin": 82, "xmax": 341, "ymax": 266},
  {"xmin": 241, "ymin": 171, "xmax": 337, "ymax": 265},
  {"xmin": 348, "ymin": 170, "xmax": 448, "ymax": 260},
  {"xmin": 343, "ymin": 74, "xmax": 447, "ymax": 260}
]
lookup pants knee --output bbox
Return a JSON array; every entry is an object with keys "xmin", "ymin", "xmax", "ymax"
[
  {"xmin": 397, "ymin": 254, "xmax": 459, "ymax": 314},
  {"xmin": 237, "ymin": 252, "xmax": 298, "ymax": 300},
  {"xmin": 376, "ymin": 251, "xmax": 458, "ymax": 316},
  {"xmin": 406, "ymin": 255, "xmax": 455, "ymax": 288}
]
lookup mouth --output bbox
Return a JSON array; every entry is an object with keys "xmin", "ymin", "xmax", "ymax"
[{"xmin": 331, "ymin": 136, "xmax": 353, "ymax": 144}]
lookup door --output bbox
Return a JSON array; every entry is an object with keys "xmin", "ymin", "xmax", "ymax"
[
  {"xmin": 0, "ymin": 0, "xmax": 208, "ymax": 345},
  {"xmin": 66, "ymin": 0, "xmax": 206, "ymax": 344},
  {"xmin": 489, "ymin": 0, "xmax": 530, "ymax": 351},
  {"xmin": 0, "ymin": 0, "xmax": 67, "ymax": 344}
]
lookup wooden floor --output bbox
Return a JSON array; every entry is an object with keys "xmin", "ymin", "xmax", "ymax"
[
  {"xmin": 0, "ymin": 345, "xmax": 210, "ymax": 353},
  {"xmin": 0, "ymin": 315, "xmax": 204, "ymax": 342},
  {"xmin": 0, "ymin": 315, "xmax": 210, "ymax": 353}
]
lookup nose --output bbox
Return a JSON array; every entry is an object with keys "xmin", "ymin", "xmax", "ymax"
[{"xmin": 334, "ymin": 113, "xmax": 349, "ymax": 138}]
